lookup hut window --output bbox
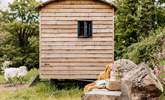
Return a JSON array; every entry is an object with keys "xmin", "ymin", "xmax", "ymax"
[{"xmin": 78, "ymin": 21, "xmax": 92, "ymax": 38}]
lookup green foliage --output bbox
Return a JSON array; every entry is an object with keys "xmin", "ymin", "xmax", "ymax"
[
  {"xmin": 115, "ymin": 0, "xmax": 165, "ymax": 59},
  {"xmin": 125, "ymin": 27, "xmax": 165, "ymax": 66},
  {"xmin": 0, "ymin": 0, "xmax": 40, "ymax": 69},
  {"xmin": 23, "ymin": 68, "xmax": 38, "ymax": 83}
]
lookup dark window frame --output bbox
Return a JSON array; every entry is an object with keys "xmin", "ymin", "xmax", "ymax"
[{"xmin": 78, "ymin": 21, "xmax": 93, "ymax": 38}]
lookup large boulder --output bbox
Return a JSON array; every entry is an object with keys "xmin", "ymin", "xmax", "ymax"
[
  {"xmin": 114, "ymin": 59, "xmax": 138, "ymax": 77},
  {"xmin": 114, "ymin": 59, "xmax": 163, "ymax": 100}
]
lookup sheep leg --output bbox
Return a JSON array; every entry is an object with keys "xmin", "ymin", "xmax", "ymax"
[
  {"xmin": 8, "ymin": 78, "xmax": 15, "ymax": 87},
  {"xmin": 17, "ymin": 77, "xmax": 23, "ymax": 84},
  {"xmin": 17, "ymin": 77, "xmax": 21, "ymax": 84},
  {"xmin": 20, "ymin": 77, "xmax": 24, "ymax": 84},
  {"xmin": 20, "ymin": 77, "xmax": 23, "ymax": 84}
]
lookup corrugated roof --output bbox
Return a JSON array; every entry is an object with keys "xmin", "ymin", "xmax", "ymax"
[{"xmin": 37, "ymin": 0, "xmax": 117, "ymax": 10}]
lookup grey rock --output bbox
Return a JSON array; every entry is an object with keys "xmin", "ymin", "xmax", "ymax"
[{"xmin": 114, "ymin": 59, "xmax": 163, "ymax": 100}]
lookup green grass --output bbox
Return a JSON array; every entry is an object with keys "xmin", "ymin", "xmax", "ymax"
[
  {"xmin": 24, "ymin": 68, "xmax": 39, "ymax": 83},
  {"xmin": 0, "ymin": 82, "xmax": 82, "ymax": 100},
  {"xmin": 0, "ymin": 68, "xmax": 82, "ymax": 100},
  {"xmin": 159, "ymin": 60, "xmax": 165, "ymax": 66}
]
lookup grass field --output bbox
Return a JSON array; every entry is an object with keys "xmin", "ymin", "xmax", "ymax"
[
  {"xmin": 0, "ymin": 69, "xmax": 83, "ymax": 100},
  {"xmin": 0, "ymin": 82, "xmax": 82, "ymax": 100}
]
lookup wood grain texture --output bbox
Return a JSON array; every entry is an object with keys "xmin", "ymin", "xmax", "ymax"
[
  {"xmin": 41, "ymin": 16, "xmax": 113, "ymax": 21},
  {"xmin": 40, "ymin": 13, "xmax": 113, "ymax": 17},
  {"xmin": 40, "ymin": 38, "xmax": 113, "ymax": 42},
  {"xmin": 41, "ymin": 28, "xmax": 113, "ymax": 33},
  {"xmin": 41, "ymin": 60, "xmax": 113, "ymax": 63},
  {"xmin": 41, "ymin": 24, "xmax": 113, "ymax": 29},
  {"xmin": 39, "ymin": 0, "xmax": 114, "ymax": 79},
  {"xmin": 41, "ymin": 8, "xmax": 113, "ymax": 13},
  {"xmin": 41, "ymin": 41, "xmax": 113, "ymax": 46},
  {"xmin": 40, "ymin": 70, "xmax": 101, "ymax": 75},
  {"xmin": 40, "ymin": 74, "xmax": 98, "ymax": 79},
  {"xmin": 41, "ymin": 20, "xmax": 113, "ymax": 25},
  {"xmin": 40, "ymin": 66, "xmax": 106, "ymax": 71}
]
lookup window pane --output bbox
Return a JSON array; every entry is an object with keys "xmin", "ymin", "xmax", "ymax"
[
  {"xmin": 78, "ymin": 21, "xmax": 84, "ymax": 37},
  {"xmin": 78, "ymin": 21, "xmax": 92, "ymax": 38},
  {"xmin": 84, "ymin": 21, "xmax": 88, "ymax": 37},
  {"xmin": 87, "ymin": 21, "xmax": 92, "ymax": 37}
]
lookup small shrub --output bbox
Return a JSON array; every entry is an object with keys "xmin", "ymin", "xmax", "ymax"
[{"xmin": 125, "ymin": 27, "xmax": 165, "ymax": 67}]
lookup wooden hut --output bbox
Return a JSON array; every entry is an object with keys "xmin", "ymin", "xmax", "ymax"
[{"xmin": 38, "ymin": 0, "xmax": 116, "ymax": 79}]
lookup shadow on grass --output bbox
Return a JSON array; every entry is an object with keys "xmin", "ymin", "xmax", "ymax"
[{"xmin": 49, "ymin": 79, "xmax": 92, "ymax": 90}]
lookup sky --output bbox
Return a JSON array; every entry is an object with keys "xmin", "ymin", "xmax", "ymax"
[{"xmin": 0, "ymin": 0, "xmax": 48, "ymax": 10}]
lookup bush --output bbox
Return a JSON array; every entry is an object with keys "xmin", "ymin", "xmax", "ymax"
[{"xmin": 125, "ymin": 27, "xmax": 165, "ymax": 66}]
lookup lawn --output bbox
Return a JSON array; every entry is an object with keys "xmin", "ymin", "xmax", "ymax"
[
  {"xmin": 0, "ymin": 69, "xmax": 83, "ymax": 100},
  {"xmin": 0, "ymin": 82, "xmax": 82, "ymax": 100}
]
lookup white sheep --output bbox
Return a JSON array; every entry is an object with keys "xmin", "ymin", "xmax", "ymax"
[{"xmin": 4, "ymin": 66, "xmax": 28, "ymax": 84}]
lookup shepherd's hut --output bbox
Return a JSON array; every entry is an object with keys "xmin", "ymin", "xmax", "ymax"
[{"xmin": 38, "ymin": 0, "xmax": 116, "ymax": 79}]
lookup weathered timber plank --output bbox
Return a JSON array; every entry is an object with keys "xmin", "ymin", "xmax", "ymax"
[
  {"xmin": 41, "ymin": 16, "xmax": 113, "ymax": 21},
  {"xmin": 40, "ymin": 70, "xmax": 101, "ymax": 75},
  {"xmin": 40, "ymin": 41, "xmax": 113, "ymax": 45},
  {"xmin": 41, "ymin": 57, "xmax": 113, "ymax": 61},
  {"xmin": 41, "ymin": 53, "xmax": 112, "ymax": 58},
  {"xmin": 41, "ymin": 8, "xmax": 112, "ymax": 13},
  {"xmin": 44, "ymin": 5, "xmax": 112, "ymax": 9},
  {"xmin": 41, "ymin": 44, "xmax": 112, "ymax": 47},
  {"xmin": 40, "ymin": 34, "xmax": 113, "ymax": 38},
  {"xmin": 40, "ymin": 74, "xmax": 98, "ymax": 79},
  {"xmin": 41, "ymin": 62, "xmax": 111, "ymax": 66},
  {"xmin": 41, "ymin": 49, "xmax": 113, "ymax": 51},
  {"xmin": 41, "ymin": 45, "xmax": 113, "ymax": 48},
  {"xmin": 41, "ymin": 31, "xmax": 112, "ymax": 34},
  {"xmin": 41, "ymin": 21, "xmax": 113, "ymax": 25},
  {"xmin": 41, "ymin": 58, "xmax": 112, "ymax": 62},
  {"xmin": 41, "ymin": 32, "xmax": 113, "ymax": 36},
  {"xmin": 41, "ymin": 38, "xmax": 113, "ymax": 42},
  {"xmin": 40, "ymin": 65, "xmax": 109, "ymax": 68},
  {"xmin": 40, "ymin": 13, "xmax": 113, "ymax": 17},
  {"xmin": 41, "ymin": 46, "xmax": 113, "ymax": 51},
  {"xmin": 41, "ymin": 50, "xmax": 113, "ymax": 55},
  {"xmin": 40, "ymin": 65, "xmax": 110, "ymax": 68},
  {"xmin": 41, "ymin": 56, "xmax": 112, "ymax": 58},
  {"xmin": 41, "ymin": 29, "xmax": 113, "ymax": 33},
  {"xmin": 41, "ymin": 59, "xmax": 112, "ymax": 63},
  {"xmin": 41, "ymin": 59, "xmax": 112, "ymax": 64},
  {"xmin": 41, "ymin": 24, "xmax": 113, "ymax": 29},
  {"xmin": 40, "ymin": 66, "xmax": 105, "ymax": 71}
]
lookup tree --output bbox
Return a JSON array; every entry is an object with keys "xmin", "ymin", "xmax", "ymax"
[
  {"xmin": 0, "ymin": 0, "xmax": 40, "ymax": 69},
  {"xmin": 114, "ymin": 0, "xmax": 164, "ymax": 59},
  {"xmin": 125, "ymin": 27, "xmax": 165, "ymax": 66}
]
